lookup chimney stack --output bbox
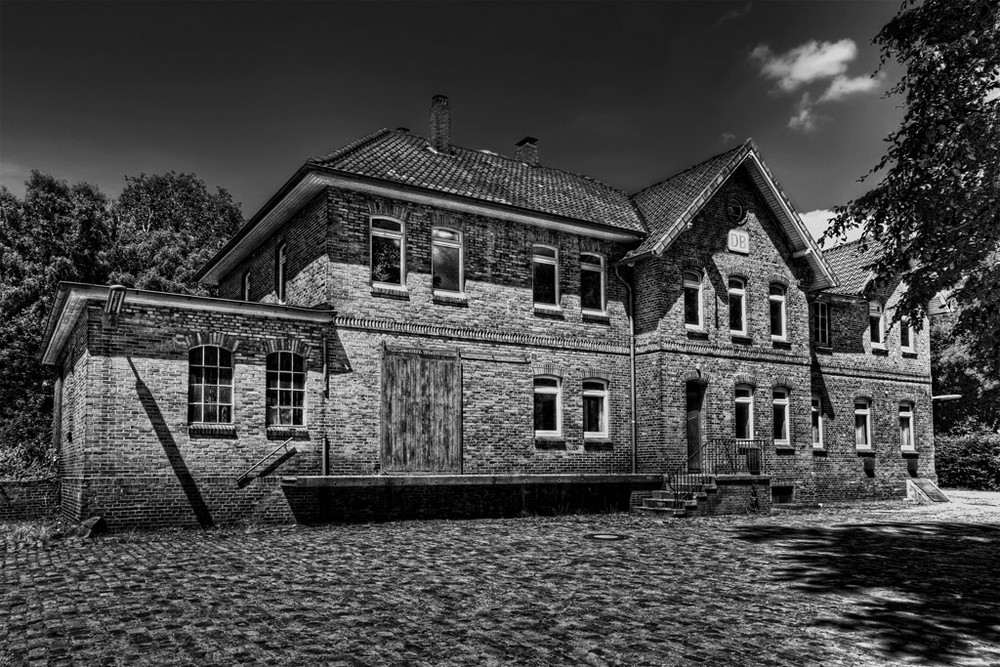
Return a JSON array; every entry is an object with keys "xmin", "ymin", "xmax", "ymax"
[
  {"xmin": 430, "ymin": 95, "xmax": 451, "ymax": 153},
  {"xmin": 515, "ymin": 136, "xmax": 539, "ymax": 166}
]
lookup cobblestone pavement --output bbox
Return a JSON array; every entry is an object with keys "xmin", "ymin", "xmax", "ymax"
[{"xmin": 3, "ymin": 492, "xmax": 999, "ymax": 667}]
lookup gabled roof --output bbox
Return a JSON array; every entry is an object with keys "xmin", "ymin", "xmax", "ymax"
[
  {"xmin": 308, "ymin": 129, "xmax": 645, "ymax": 234},
  {"xmin": 625, "ymin": 140, "xmax": 837, "ymax": 290},
  {"xmin": 821, "ymin": 238, "xmax": 884, "ymax": 297}
]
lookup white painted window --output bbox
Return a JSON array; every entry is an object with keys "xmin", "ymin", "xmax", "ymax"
[
  {"xmin": 772, "ymin": 388, "xmax": 790, "ymax": 447},
  {"xmin": 242, "ymin": 270, "xmax": 251, "ymax": 301},
  {"xmin": 769, "ymin": 284, "xmax": 787, "ymax": 340},
  {"xmin": 811, "ymin": 394, "xmax": 824, "ymax": 449},
  {"xmin": 729, "ymin": 277, "xmax": 747, "ymax": 336},
  {"xmin": 266, "ymin": 352, "xmax": 306, "ymax": 427},
  {"xmin": 869, "ymin": 301, "xmax": 885, "ymax": 349},
  {"xmin": 533, "ymin": 376, "xmax": 562, "ymax": 436},
  {"xmin": 532, "ymin": 244, "xmax": 560, "ymax": 308},
  {"xmin": 432, "ymin": 227, "xmax": 464, "ymax": 294},
  {"xmin": 735, "ymin": 384, "xmax": 754, "ymax": 440},
  {"xmin": 900, "ymin": 316, "xmax": 914, "ymax": 353},
  {"xmin": 188, "ymin": 346, "xmax": 233, "ymax": 424},
  {"xmin": 371, "ymin": 217, "xmax": 405, "ymax": 287},
  {"xmin": 810, "ymin": 301, "xmax": 830, "ymax": 346},
  {"xmin": 580, "ymin": 253, "xmax": 606, "ymax": 314},
  {"xmin": 683, "ymin": 270, "xmax": 703, "ymax": 329},
  {"xmin": 276, "ymin": 242, "xmax": 287, "ymax": 304},
  {"xmin": 582, "ymin": 379, "xmax": 609, "ymax": 438},
  {"xmin": 899, "ymin": 402, "xmax": 915, "ymax": 451},
  {"xmin": 855, "ymin": 398, "xmax": 872, "ymax": 449}
]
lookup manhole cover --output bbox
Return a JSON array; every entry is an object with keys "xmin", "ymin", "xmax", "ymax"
[{"xmin": 585, "ymin": 533, "xmax": 628, "ymax": 541}]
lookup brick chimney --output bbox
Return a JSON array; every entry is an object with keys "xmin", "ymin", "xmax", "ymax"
[
  {"xmin": 430, "ymin": 95, "xmax": 451, "ymax": 153},
  {"xmin": 515, "ymin": 136, "xmax": 539, "ymax": 166}
]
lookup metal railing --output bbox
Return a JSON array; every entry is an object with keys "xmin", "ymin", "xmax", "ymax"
[
  {"xmin": 235, "ymin": 438, "xmax": 297, "ymax": 488},
  {"xmin": 664, "ymin": 438, "xmax": 769, "ymax": 511}
]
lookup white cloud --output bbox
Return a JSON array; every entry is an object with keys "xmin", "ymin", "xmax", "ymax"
[
  {"xmin": 818, "ymin": 73, "xmax": 885, "ymax": 102},
  {"xmin": 800, "ymin": 209, "xmax": 863, "ymax": 245},
  {"xmin": 788, "ymin": 94, "xmax": 824, "ymax": 133},
  {"xmin": 751, "ymin": 39, "xmax": 857, "ymax": 92}
]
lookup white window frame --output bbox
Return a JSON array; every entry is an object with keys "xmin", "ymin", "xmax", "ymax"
[
  {"xmin": 811, "ymin": 393, "xmax": 824, "ymax": 449},
  {"xmin": 266, "ymin": 351, "xmax": 307, "ymax": 427},
  {"xmin": 735, "ymin": 384, "xmax": 754, "ymax": 440},
  {"xmin": 900, "ymin": 316, "xmax": 915, "ymax": 353},
  {"xmin": 769, "ymin": 284, "xmax": 787, "ymax": 341},
  {"xmin": 729, "ymin": 277, "xmax": 747, "ymax": 336},
  {"xmin": 242, "ymin": 270, "xmax": 251, "ymax": 301},
  {"xmin": 188, "ymin": 345, "xmax": 234, "ymax": 425},
  {"xmin": 683, "ymin": 270, "xmax": 704, "ymax": 330},
  {"xmin": 869, "ymin": 300, "xmax": 885, "ymax": 349},
  {"xmin": 370, "ymin": 216, "xmax": 406, "ymax": 289},
  {"xmin": 580, "ymin": 253, "xmax": 606, "ymax": 315},
  {"xmin": 276, "ymin": 242, "xmax": 287, "ymax": 304},
  {"xmin": 532, "ymin": 244, "xmax": 560, "ymax": 310},
  {"xmin": 772, "ymin": 387, "xmax": 790, "ymax": 447},
  {"xmin": 431, "ymin": 227, "xmax": 464, "ymax": 296},
  {"xmin": 582, "ymin": 378, "xmax": 609, "ymax": 439},
  {"xmin": 899, "ymin": 402, "xmax": 916, "ymax": 451},
  {"xmin": 855, "ymin": 398, "xmax": 873, "ymax": 449},
  {"xmin": 533, "ymin": 375, "xmax": 562, "ymax": 437},
  {"xmin": 811, "ymin": 300, "xmax": 830, "ymax": 346}
]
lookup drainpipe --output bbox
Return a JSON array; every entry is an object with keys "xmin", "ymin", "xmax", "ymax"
[{"xmin": 614, "ymin": 265, "xmax": 638, "ymax": 475}]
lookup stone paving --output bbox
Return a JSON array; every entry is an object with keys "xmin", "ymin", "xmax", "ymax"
[{"xmin": 2, "ymin": 492, "xmax": 999, "ymax": 666}]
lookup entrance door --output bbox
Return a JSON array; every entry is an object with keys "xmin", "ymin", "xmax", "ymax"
[
  {"xmin": 381, "ymin": 350, "xmax": 462, "ymax": 473},
  {"xmin": 686, "ymin": 381, "xmax": 705, "ymax": 472}
]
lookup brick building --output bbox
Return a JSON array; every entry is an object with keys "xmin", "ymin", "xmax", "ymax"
[{"xmin": 40, "ymin": 96, "xmax": 935, "ymax": 527}]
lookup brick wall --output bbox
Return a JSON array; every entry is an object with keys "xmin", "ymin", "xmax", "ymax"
[{"xmin": 0, "ymin": 479, "xmax": 59, "ymax": 521}]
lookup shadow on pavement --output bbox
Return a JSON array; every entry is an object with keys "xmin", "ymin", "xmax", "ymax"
[{"xmin": 733, "ymin": 521, "xmax": 1000, "ymax": 665}]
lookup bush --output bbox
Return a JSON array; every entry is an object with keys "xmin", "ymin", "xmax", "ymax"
[{"xmin": 936, "ymin": 433, "xmax": 1000, "ymax": 490}]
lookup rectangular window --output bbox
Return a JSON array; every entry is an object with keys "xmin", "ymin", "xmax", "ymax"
[
  {"xmin": 532, "ymin": 245, "xmax": 559, "ymax": 308},
  {"xmin": 772, "ymin": 388, "xmax": 789, "ymax": 446},
  {"xmin": 266, "ymin": 352, "xmax": 306, "ymax": 427},
  {"xmin": 869, "ymin": 301, "xmax": 885, "ymax": 348},
  {"xmin": 899, "ymin": 403, "xmax": 915, "ymax": 451},
  {"xmin": 582, "ymin": 380, "xmax": 608, "ymax": 438},
  {"xmin": 533, "ymin": 376, "xmax": 561, "ymax": 436},
  {"xmin": 810, "ymin": 301, "xmax": 830, "ymax": 346},
  {"xmin": 683, "ymin": 270, "xmax": 703, "ymax": 329},
  {"xmin": 276, "ymin": 243, "xmax": 287, "ymax": 303},
  {"xmin": 735, "ymin": 384, "xmax": 754, "ymax": 440},
  {"xmin": 371, "ymin": 217, "xmax": 404, "ymax": 287},
  {"xmin": 729, "ymin": 278, "xmax": 746, "ymax": 335},
  {"xmin": 432, "ymin": 228, "xmax": 463, "ymax": 294},
  {"xmin": 769, "ymin": 284, "xmax": 786, "ymax": 340},
  {"xmin": 900, "ymin": 317, "xmax": 914, "ymax": 352},
  {"xmin": 580, "ymin": 253, "xmax": 605, "ymax": 313},
  {"xmin": 188, "ymin": 346, "xmax": 233, "ymax": 424},
  {"xmin": 855, "ymin": 399, "xmax": 872, "ymax": 449},
  {"xmin": 811, "ymin": 394, "xmax": 824, "ymax": 449}
]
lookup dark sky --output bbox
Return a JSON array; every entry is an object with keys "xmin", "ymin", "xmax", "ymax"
[{"xmin": 1, "ymin": 1, "xmax": 903, "ymax": 240}]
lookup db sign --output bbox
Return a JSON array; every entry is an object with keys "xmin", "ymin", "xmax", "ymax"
[{"xmin": 728, "ymin": 228, "xmax": 750, "ymax": 254}]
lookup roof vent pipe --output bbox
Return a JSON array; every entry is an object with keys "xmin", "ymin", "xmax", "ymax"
[
  {"xmin": 430, "ymin": 95, "xmax": 451, "ymax": 153},
  {"xmin": 515, "ymin": 136, "xmax": 539, "ymax": 166}
]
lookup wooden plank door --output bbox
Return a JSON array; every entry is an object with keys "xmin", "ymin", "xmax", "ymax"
[{"xmin": 381, "ymin": 351, "xmax": 462, "ymax": 473}]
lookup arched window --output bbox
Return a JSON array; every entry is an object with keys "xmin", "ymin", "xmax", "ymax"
[
  {"xmin": 432, "ymin": 227, "xmax": 464, "ymax": 294},
  {"xmin": 869, "ymin": 301, "xmax": 885, "ymax": 348},
  {"xmin": 683, "ymin": 270, "xmax": 703, "ymax": 329},
  {"xmin": 811, "ymin": 394, "xmax": 824, "ymax": 449},
  {"xmin": 769, "ymin": 284, "xmax": 787, "ymax": 340},
  {"xmin": 371, "ymin": 217, "xmax": 405, "ymax": 287},
  {"xmin": 188, "ymin": 346, "xmax": 233, "ymax": 424},
  {"xmin": 532, "ymin": 244, "xmax": 560, "ymax": 308},
  {"xmin": 735, "ymin": 384, "xmax": 754, "ymax": 440},
  {"xmin": 580, "ymin": 253, "xmax": 606, "ymax": 314},
  {"xmin": 855, "ymin": 398, "xmax": 872, "ymax": 449},
  {"xmin": 582, "ymin": 379, "xmax": 609, "ymax": 438},
  {"xmin": 728, "ymin": 277, "xmax": 747, "ymax": 336},
  {"xmin": 266, "ymin": 352, "xmax": 305, "ymax": 426},
  {"xmin": 772, "ymin": 387, "xmax": 790, "ymax": 447},
  {"xmin": 899, "ymin": 402, "xmax": 915, "ymax": 451},
  {"xmin": 533, "ymin": 375, "xmax": 562, "ymax": 436}
]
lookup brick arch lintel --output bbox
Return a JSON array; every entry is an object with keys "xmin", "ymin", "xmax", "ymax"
[
  {"xmin": 681, "ymin": 369, "xmax": 711, "ymax": 385},
  {"xmin": 183, "ymin": 332, "xmax": 240, "ymax": 353},
  {"xmin": 771, "ymin": 376, "xmax": 796, "ymax": 390},
  {"xmin": 733, "ymin": 372, "xmax": 759, "ymax": 388},
  {"xmin": 368, "ymin": 202, "xmax": 411, "ymax": 222},
  {"xmin": 264, "ymin": 338, "xmax": 312, "ymax": 358},
  {"xmin": 767, "ymin": 273, "xmax": 790, "ymax": 288},
  {"xmin": 532, "ymin": 363, "xmax": 563, "ymax": 379},
  {"xmin": 583, "ymin": 368, "xmax": 612, "ymax": 382}
]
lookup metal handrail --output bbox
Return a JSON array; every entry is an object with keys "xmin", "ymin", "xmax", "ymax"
[{"xmin": 235, "ymin": 438, "xmax": 295, "ymax": 486}]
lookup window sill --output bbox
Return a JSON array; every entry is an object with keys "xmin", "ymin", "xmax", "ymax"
[
  {"xmin": 266, "ymin": 426, "xmax": 310, "ymax": 440},
  {"xmin": 533, "ymin": 305, "xmax": 564, "ymax": 320},
  {"xmin": 900, "ymin": 449, "xmax": 919, "ymax": 458},
  {"xmin": 813, "ymin": 345, "xmax": 833, "ymax": 355},
  {"xmin": 871, "ymin": 346, "xmax": 888, "ymax": 356},
  {"xmin": 771, "ymin": 340, "xmax": 792, "ymax": 351},
  {"xmin": 582, "ymin": 311, "xmax": 611, "ymax": 325},
  {"xmin": 774, "ymin": 443, "xmax": 796, "ymax": 454},
  {"xmin": 189, "ymin": 423, "xmax": 237, "ymax": 438},
  {"xmin": 902, "ymin": 351, "xmax": 918, "ymax": 359},
  {"xmin": 811, "ymin": 447, "xmax": 828, "ymax": 456},
  {"xmin": 371, "ymin": 284, "xmax": 410, "ymax": 300},
  {"xmin": 534, "ymin": 437, "xmax": 566, "ymax": 450},
  {"xmin": 686, "ymin": 329, "xmax": 709, "ymax": 340},
  {"xmin": 432, "ymin": 291, "xmax": 469, "ymax": 307},
  {"xmin": 731, "ymin": 334, "xmax": 753, "ymax": 345},
  {"xmin": 855, "ymin": 447, "xmax": 876, "ymax": 456},
  {"xmin": 583, "ymin": 437, "xmax": 613, "ymax": 451}
]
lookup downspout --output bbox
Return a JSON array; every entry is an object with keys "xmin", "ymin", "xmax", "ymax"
[{"xmin": 614, "ymin": 265, "xmax": 638, "ymax": 475}]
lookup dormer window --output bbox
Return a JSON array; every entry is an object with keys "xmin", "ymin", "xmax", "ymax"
[{"xmin": 371, "ymin": 217, "xmax": 405, "ymax": 288}]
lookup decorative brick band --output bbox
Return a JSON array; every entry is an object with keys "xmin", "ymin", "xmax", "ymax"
[{"xmin": 183, "ymin": 332, "xmax": 241, "ymax": 353}]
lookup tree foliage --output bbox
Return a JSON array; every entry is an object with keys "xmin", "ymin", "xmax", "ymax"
[
  {"xmin": 826, "ymin": 0, "xmax": 1000, "ymax": 376},
  {"xmin": 931, "ymin": 314, "xmax": 1000, "ymax": 433}
]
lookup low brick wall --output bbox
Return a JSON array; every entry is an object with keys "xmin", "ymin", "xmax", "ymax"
[
  {"xmin": 698, "ymin": 475, "xmax": 772, "ymax": 516},
  {"xmin": 0, "ymin": 479, "xmax": 59, "ymax": 522}
]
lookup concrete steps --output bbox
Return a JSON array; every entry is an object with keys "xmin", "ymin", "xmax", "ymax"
[{"xmin": 637, "ymin": 476, "xmax": 718, "ymax": 518}]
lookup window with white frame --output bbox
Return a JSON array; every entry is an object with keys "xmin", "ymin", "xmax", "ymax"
[
  {"xmin": 242, "ymin": 270, "xmax": 251, "ymax": 301},
  {"xmin": 188, "ymin": 346, "xmax": 233, "ymax": 424},
  {"xmin": 810, "ymin": 301, "xmax": 830, "ymax": 346},
  {"xmin": 266, "ymin": 351, "xmax": 306, "ymax": 427},
  {"xmin": 533, "ymin": 376, "xmax": 562, "ymax": 436},
  {"xmin": 729, "ymin": 277, "xmax": 747, "ymax": 336},
  {"xmin": 869, "ymin": 301, "xmax": 885, "ymax": 348},
  {"xmin": 371, "ymin": 217, "xmax": 405, "ymax": 287},
  {"xmin": 899, "ymin": 402, "xmax": 915, "ymax": 451},
  {"xmin": 772, "ymin": 388, "xmax": 790, "ymax": 447},
  {"xmin": 431, "ymin": 227, "xmax": 463, "ymax": 294},
  {"xmin": 580, "ymin": 253, "xmax": 606, "ymax": 314},
  {"xmin": 811, "ymin": 394, "xmax": 824, "ymax": 449},
  {"xmin": 683, "ymin": 270, "xmax": 703, "ymax": 329},
  {"xmin": 855, "ymin": 398, "xmax": 872, "ymax": 449},
  {"xmin": 769, "ymin": 284, "xmax": 787, "ymax": 340},
  {"xmin": 735, "ymin": 384, "xmax": 754, "ymax": 440},
  {"xmin": 582, "ymin": 379, "xmax": 608, "ymax": 438},
  {"xmin": 276, "ymin": 243, "xmax": 287, "ymax": 303},
  {"xmin": 532, "ymin": 245, "xmax": 559, "ymax": 308},
  {"xmin": 900, "ymin": 316, "xmax": 914, "ymax": 352}
]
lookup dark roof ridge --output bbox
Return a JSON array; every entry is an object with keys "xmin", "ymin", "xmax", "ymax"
[{"xmin": 630, "ymin": 139, "xmax": 751, "ymax": 199}]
